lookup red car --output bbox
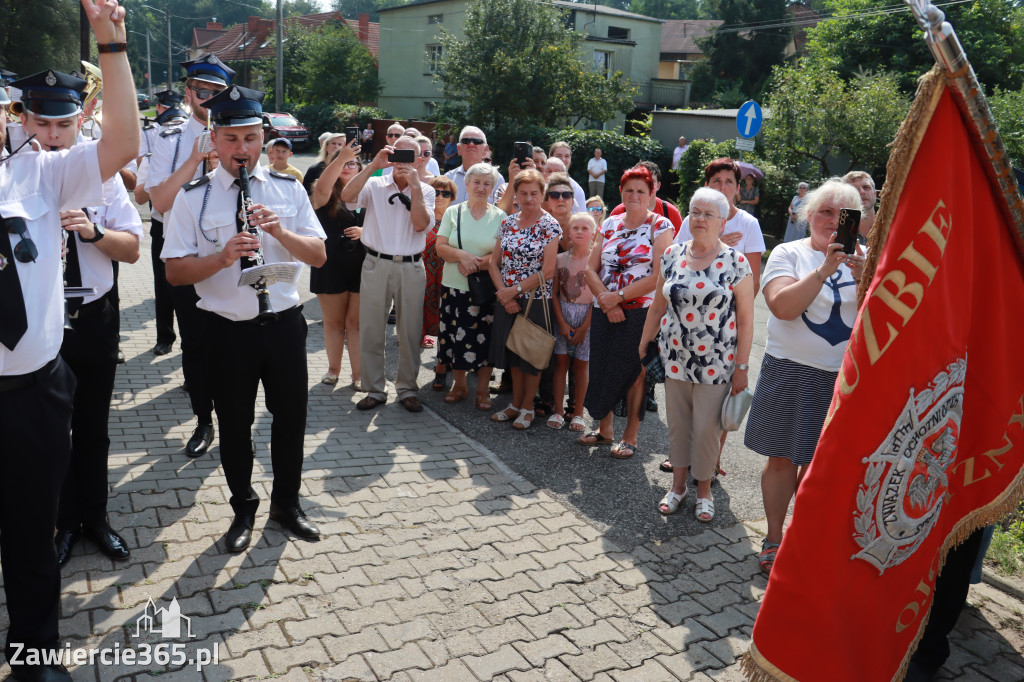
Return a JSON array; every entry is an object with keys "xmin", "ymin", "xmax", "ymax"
[{"xmin": 262, "ymin": 113, "xmax": 310, "ymax": 150}]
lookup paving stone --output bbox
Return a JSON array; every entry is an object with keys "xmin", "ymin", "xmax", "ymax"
[
  {"xmin": 364, "ymin": 642, "xmax": 433, "ymax": 679},
  {"xmin": 560, "ymin": 643, "xmax": 630, "ymax": 681},
  {"xmin": 703, "ymin": 633, "xmax": 751, "ymax": 666},
  {"xmin": 376, "ymin": 619, "xmax": 437, "ymax": 648},
  {"xmin": 609, "ymin": 658, "xmax": 677, "ymax": 682},
  {"xmin": 656, "ymin": 643, "xmax": 720, "ymax": 678},
  {"xmin": 316, "ymin": 655, "xmax": 375, "ymax": 681},
  {"xmin": 513, "ymin": 634, "xmax": 581, "ymax": 667},
  {"xmin": 463, "ymin": 644, "xmax": 532, "ymax": 680},
  {"xmin": 407, "ymin": 658, "xmax": 475, "ymax": 682},
  {"xmin": 264, "ymin": 639, "xmax": 331, "ymax": 674}
]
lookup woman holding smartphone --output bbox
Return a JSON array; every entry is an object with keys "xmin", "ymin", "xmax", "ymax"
[{"xmin": 744, "ymin": 179, "xmax": 865, "ymax": 574}]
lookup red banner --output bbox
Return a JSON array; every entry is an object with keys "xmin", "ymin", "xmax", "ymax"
[{"xmin": 744, "ymin": 76, "xmax": 1024, "ymax": 681}]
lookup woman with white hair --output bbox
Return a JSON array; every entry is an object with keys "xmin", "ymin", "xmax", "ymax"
[
  {"xmin": 744, "ymin": 178, "xmax": 866, "ymax": 574},
  {"xmin": 435, "ymin": 163, "xmax": 506, "ymax": 409},
  {"xmin": 303, "ymin": 132, "xmax": 345, "ymax": 196},
  {"xmin": 639, "ymin": 188, "xmax": 754, "ymax": 521},
  {"xmin": 783, "ymin": 182, "xmax": 810, "ymax": 242}
]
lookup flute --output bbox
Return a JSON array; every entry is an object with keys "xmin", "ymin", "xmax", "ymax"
[{"xmin": 236, "ymin": 162, "xmax": 278, "ymax": 325}]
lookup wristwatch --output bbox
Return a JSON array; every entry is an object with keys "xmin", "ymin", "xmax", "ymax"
[
  {"xmin": 80, "ymin": 224, "xmax": 106, "ymax": 243},
  {"xmin": 516, "ymin": 282, "xmax": 523, "ymax": 294},
  {"xmin": 617, "ymin": 290, "xmax": 626, "ymax": 301},
  {"xmin": 736, "ymin": 363, "xmax": 749, "ymax": 371}
]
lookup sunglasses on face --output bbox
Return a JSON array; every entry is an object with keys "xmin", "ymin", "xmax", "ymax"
[
  {"xmin": 436, "ymin": 190, "xmax": 455, "ymax": 199},
  {"xmin": 386, "ymin": 133, "xmax": 402, "ymax": 138},
  {"xmin": 6, "ymin": 217, "xmax": 37, "ymax": 263},
  {"xmin": 421, "ymin": 150, "xmax": 432, "ymax": 157},
  {"xmin": 188, "ymin": 85, "xmax": 223, "ymax": 100},
  {"xmin": 587, "ymin": 206, "xmax": 604, "ymax": 213},
  {"xmin": 460, "ymin": 137, "xmax": 485, "ymax": 146},
  {"xmin": 547, "ymin": 191, "xmax": 573, "ymax": 201}
]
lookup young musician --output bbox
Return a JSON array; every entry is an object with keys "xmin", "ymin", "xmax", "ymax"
[
  {"xmin": 0, "ymin": 2, "xmax": 139, "ymax": 678},
  {"xmin": 161, "ymin": 85, "xmax": 327, "ymax": 552}
]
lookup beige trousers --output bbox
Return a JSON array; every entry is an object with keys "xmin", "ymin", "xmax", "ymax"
[{"xmin": 665, "ymin": 379, "xmax": 730, "ymax": 481}]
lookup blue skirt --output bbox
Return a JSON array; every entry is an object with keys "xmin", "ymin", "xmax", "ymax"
[{"xmin": 743, "ymin": 354, "xmax": 837, "ymax": 466}]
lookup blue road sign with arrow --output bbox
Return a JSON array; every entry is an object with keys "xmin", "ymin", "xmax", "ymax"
[{"xmin": 736, "ymin": 101, "xmax": 763, "ymax": 139}]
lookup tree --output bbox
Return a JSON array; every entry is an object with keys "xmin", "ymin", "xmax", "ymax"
[
  {"xmin": 436, "ymin": 0, "xmax": 637, "ymax": 130},
  {"xmin": 762, "ymin": 61, "xmax": 910, "ymax": 178},
  {"xmin": 332, "ymin": 0, "xmax": 409, "ymax": 21},
  {"xmin": 0, "ymin": 0, "xmax": 79, "ymax": 77},
  {"xmin": 989, "ymin": 86, "xmax": 1024, "ymax": 169},
  {"xmin": 254, "ymin": 20, "xmax": 379, "ymax": 106},
  {"xmin": 805, "ymin": 0, "xmax": 1024, "ymax": 95},
  {"xmin": 284, "ymin": 0, "xmax": 322, "ymax": 16},
  {"xmin": 628, "ymin": 0, "xmax": 703, "ymax": 20},
  {"xmin": 689, "ymin": 0, "xmax": 790, "ymax": 106}
]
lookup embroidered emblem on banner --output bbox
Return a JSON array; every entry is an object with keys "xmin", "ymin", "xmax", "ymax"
[{"xmin": 852, "ymin": 357, "xmax": 967, "ymax": 574}]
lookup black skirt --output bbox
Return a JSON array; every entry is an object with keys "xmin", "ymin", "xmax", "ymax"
[
  {"xmin": 310, "ymin": 205, "xmax": 366, "ymax": 295},
  {"xmin": 584, "ymin": 306, "xmax": 649, "ymax": 421},
  {"xmin": 488, "ymin": 296, "xmax": 555, "ymax": 377},
  {"xmin": 439, "ymin": 287, "xmax": 495, "ymax": 371}
]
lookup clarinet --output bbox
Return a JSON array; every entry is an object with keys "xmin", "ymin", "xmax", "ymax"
[{"xmin": 236, "ymin": 163, "xmax": 278, "ymax": 325}]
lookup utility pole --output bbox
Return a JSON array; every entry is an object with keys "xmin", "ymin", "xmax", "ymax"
[
  {"xmin": 166, "ymin": 9, "xmax": 172, "ymax": 90},
  {"xmin": 276, "ymin": 0, "xmax": 283, "ymax": 112},
  {"xmin": 146, "ymin": 30, "xmax": 153, "ymax": 96}
]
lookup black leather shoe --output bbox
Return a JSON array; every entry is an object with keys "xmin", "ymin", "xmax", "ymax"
[
  {"xmin": 54, "ymin": 528, "xmax": 81, "ymax": 569},
  {"xmin": 83, "ymin": 522, "xmax": 130, "ymax": 561},
  {"xmin": 152, "ymin": 342, "xmax": 172, "ymax": 356},
  {"xmin": 186, "ymin": 422, "xmax": 215, "ymax": 457},
  {"xmin": 269, "ymin": 503, "xmax": 321, "ymax": 540},
  {"xmin": 225, "ymin": 515, "xmax": 255, "ymax": 552},
  {"xmin": 10, "ymin": 663, "xmax": 73, "ymax": 681}
]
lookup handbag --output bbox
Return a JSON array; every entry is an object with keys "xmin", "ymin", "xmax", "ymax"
[
  {"xmin": 721, "ymin": 387, "xmax": 755, "ymax": 432},
  {"xmin": 456, "ymin": 204, "xmax": 497, "ymax": 305},
  {"xmin": 641, "ymin": 339, "xmax": 665, "ymax": 384},
  {"xmin": 505, "ymin": 289, "xmax": 556, "ymax": 370}
]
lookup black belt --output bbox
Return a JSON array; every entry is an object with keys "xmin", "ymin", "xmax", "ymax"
[
  {"xmin": 366, "ymin": 248, "xmax": 421, "ymax": 263},
  {"xmin": 68, "ymin": 291, "xmax": 112, "ymax": 320},
  {"xmin": 209, "ymin": 305, "xmax": 302, "ymax": 325},
  {"xmin": 0, "ymin": 357, "xmax": 60, "ymax": 394}
]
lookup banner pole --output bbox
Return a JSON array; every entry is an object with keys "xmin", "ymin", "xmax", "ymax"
[{"xmin": 904, "ymin": 1, "xmax": 1024, "ymax": 255}]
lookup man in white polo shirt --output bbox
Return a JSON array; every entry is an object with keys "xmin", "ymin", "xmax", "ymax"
[{"xmin": 445, "ymin": 125, "xmax": 504, "ymax": 204}]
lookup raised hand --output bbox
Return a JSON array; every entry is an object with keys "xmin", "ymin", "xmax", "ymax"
[{"xmin": 80, "ymin": 0, "xmax": 127, "ymax": 44}]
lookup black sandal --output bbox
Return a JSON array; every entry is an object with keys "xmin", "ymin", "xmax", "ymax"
[{"xmin": 432, "ymin": 370, "xmax": 447, "ymax": 391}]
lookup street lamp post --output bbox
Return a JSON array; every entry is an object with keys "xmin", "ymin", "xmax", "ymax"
[
  {"xmin": 141, "ymin": 4, "xmax": 172, "ymax": 90},
  {"xmin": 128, "ymin": 29, "xmax": 154, "ymax": 96}
]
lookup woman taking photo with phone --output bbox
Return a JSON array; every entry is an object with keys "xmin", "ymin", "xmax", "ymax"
[
  {"xmin": 311, "ymin": 140, "xmax": 366, "ymax": 388},
  {"xmin": 744, "ymin": 179, "xmax": 865, "ymax": 574}
]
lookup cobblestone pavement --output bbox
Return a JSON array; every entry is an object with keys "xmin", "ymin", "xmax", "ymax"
[{"xmin": 2, "ymin": 230, "xmax": 1022, "ymax": 681}]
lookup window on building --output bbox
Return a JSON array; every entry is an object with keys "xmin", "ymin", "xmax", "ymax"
[
  {"xmin": 608, "ymin": 26, "xmax": 630, "ymax": 40},
  {"xmin": 594, "ymin": 50, "xmax": 612, "ymax": 76},
  {"xmin": 426, "ymin": 44, "xmax": 443, "ymax": 74},
  {"xmin": 424, "ymin": 102, "xmax": 437, "ymax": 117},
  {"xmin": 428, "ymin": 14, "xmax": 443, "ymax": 24}
]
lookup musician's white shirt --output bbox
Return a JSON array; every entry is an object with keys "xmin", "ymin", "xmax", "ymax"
[
  {"xmin": 75, "ymin": 172, "xmax": 143, "ymax": 304},
  {"xmin": 147, "ymin": 115, "xmax": 204, "ymax": 221},
  {"xmin": 0, "ymin": 142, "xmax": 103, "ymax": 375},
  {"xmin": 161, "ymin": 162, "xmax": 325, "ymax": 322}
]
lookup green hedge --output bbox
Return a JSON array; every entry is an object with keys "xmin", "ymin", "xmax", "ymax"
[
  {"xmin": 674, "ymin": 139, "xmax": 803, "ymax": 240},
  {"xmin": 484, "ymin": 126, "xmax": 671, "ymax": 202}
]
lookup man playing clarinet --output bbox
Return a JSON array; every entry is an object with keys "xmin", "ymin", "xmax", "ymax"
[{"xmin": 161, "ymin": 85, "xmax": 326, "ymax": 552}]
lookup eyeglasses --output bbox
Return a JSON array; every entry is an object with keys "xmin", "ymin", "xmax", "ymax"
[
  {"xmin": 587, "ymin": 206, "xmax": 604, "ymax": 213},
  {"xmin": 688, "ymin": 210, "xmax": 720, "ymax": 221},
  {"xmin": 459, "ymin": 137, "xmax": 485, "ymax": 146},
  {"xmin": 6, "ymin": 217, "xmax": 37, "ymax": 263},
  {"xmin": 343, "ymin": 161, "xmax": 360, "ymax": 169},
  {"xmin": 188, "ymin": 85, "xmax": 223, "ymax": 100},
  {"xmin": 386, "ymin": 133, "xmax": 402, "ymax": 138},
  {"xmin": 421, "ymin": 150, "xmax": 432, "ymax": 157},
  {"xmin": 547, "ymin": 191, "xmax": 573, "ymax": 200},
  {"xmin": 482, "ymin": 158, "xmax": 492, "ymax": 164},
  {"xmin": 436, "ymin": 190, "xmax": 455, "ymax": 199}
]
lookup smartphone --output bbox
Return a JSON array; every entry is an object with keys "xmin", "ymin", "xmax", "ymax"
[
  {"xmin": 836, "ymin": 207, "xmax": 861, "ymax": 255},
  {"xmin": 389, "ymin": 148, "xmax": 416, "ymax": 164},
  {"xmin": 514, "ymin": 141, "xmax": 531, "ymax": 165},
  {"xmin": 345, "ymin": 126, "xmax": 359, "ymax": 143}
]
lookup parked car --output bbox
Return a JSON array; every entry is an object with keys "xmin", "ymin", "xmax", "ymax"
[
  {"xmin": 262, "ymin": 113, "xmax": 310, "ymax": 150},
  {"xmin": 137, "ymin": 93, "xmax": 151, "ymax": 109}
]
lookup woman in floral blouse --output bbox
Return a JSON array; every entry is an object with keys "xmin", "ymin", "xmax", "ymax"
[
  {"xmin": 487, "ymin": 169, "xmax": 562, "ymax": 430},
  {"xmin": 579, "ymin": 166, "xmax": 674, "ymax": 458},
  {"xmin": 640, "ymin": 187, "xmax": 754, "ymax": 521}
]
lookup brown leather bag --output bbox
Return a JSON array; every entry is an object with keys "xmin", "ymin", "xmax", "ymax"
[{"xmin": 505, "ymin": 289, "xmax": 555, "ymax": 370}]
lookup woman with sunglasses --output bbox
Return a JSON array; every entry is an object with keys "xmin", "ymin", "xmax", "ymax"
[
  {"xmin": 586, "ymin": 196, "xmax": 607, "ymax": 223},
  {"xmin": 304, "ymin": 133, "xmax": 345, "ymax": 197},
  {"xmin": 579, "ymin": 166, "xmax": 674, "ymax": 458},
  {"xmin": 311, "ymin": 139, "xmax": 366, "ymax": 388},
  {"xmin": 434, "ymin": 164, "xmax": 505, "ymax": 408},
  {"xmin": 421, "ymin": 175, "xmax": 456, "ymax": 375}
]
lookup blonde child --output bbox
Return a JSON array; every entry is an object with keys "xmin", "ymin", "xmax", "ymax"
[{"xmin": 548, "ymin": 213, "xmax": 597, "ymax": 430}]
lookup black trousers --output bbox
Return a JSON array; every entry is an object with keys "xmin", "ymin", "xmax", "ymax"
[
  {"xmin": 908, "ymin": 527, "xmax": 986, "ymax": 675},
  {"xmin": 170, "ymin": 283, "xmax": 213, "ymax": 422},
  {"xmin": 204, "ymin": 307, "xmax": 308, "ymax": 516},
  {"xmin": 57, "ymin": 294, "xmax": 118, "ymax": 529},
  {"xmin": 0, "ymin": 358, "xmax": 75, "ymax": 665},
  {"xmin": 150, "ymin": 218, "xmax": 176, "ymax": 346}
]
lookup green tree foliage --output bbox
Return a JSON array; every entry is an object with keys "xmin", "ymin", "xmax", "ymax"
[
  {"xmin": 989, "ymin": 86, "xmax": 1024, "ymax": 169},
  {"xmin": 628, "ymin": 0, "xmax": 703, "ymax": 20},
  {"xmin": 762, "ymin": 61, "xmax": 909, "ymax": 178},
  {"xmin": 332, "ymin": 0, "xmax": 409, "ymax": 21},
  {"xmin": 689, "ymin": 0, "xmax": 790, "ymax": 106},
  {"xmin": 436, "ymin": 0, "xmax": 637, "ymax": 130},
  {"xmin": 283, "ymin": 0, "xmax": 323, "ymax": 16},
  {"xmin": 255, "ymin": 20, "xmax": 379, "ymax": 107},
  {"xmin": 805, "ymin": 0, "xmax": 1024, "ymax": 95},
  {"xmin": 0, "ymin": 0, "xmax": 80, "ymax": 77}
]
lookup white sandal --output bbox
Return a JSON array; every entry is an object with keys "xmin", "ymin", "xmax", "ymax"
[
  {"xmin": 568, "ymin": 415, "xmax": 586, "ymax": 432},
  {"xmin": 658, "ymin": 489, "xmax": 688, "ymax": 515},
  {"xmin": 546, "ymin": 413, "xmax": 565, "ymax": 429},
  {"xmin": 512, "ymin": 409, "xmax": 535, "ymax": 430},
  {"xmin": 491, "ymin": 402, "xmax": 519, "ymax": 422},
  {"xmin": 321, "ymin": 372, "xmax": 339, "ymax": 385},
  {"xmin": 695, "ymin": 497, "xmax": 715, "ymax": 522}
]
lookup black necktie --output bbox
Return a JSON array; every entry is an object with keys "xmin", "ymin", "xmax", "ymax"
[
  {"xmin": 64, "ymin": 212, "xmax": 85, "ymax": 314},
  {"xmin": 0, "ymin": 219, "xmax": 29, "ymax": 351}
]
